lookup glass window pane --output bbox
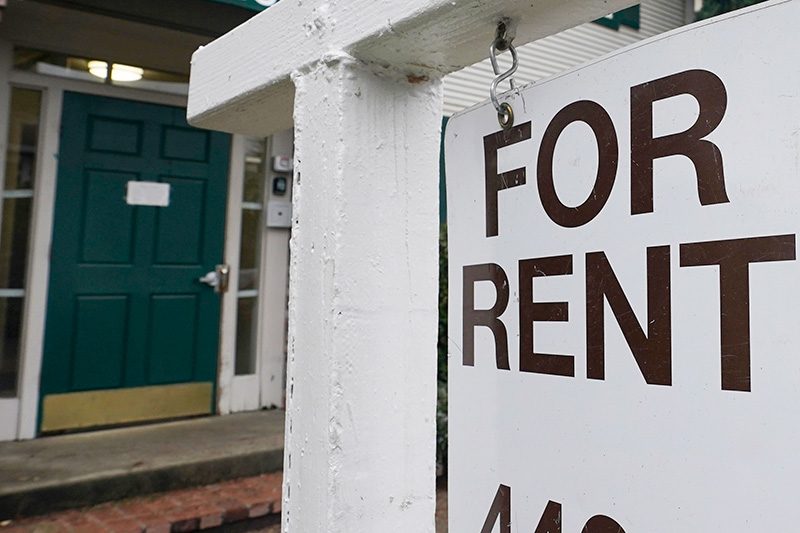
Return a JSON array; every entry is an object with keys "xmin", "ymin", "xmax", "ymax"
[
  {"xmin": 0, "ymin": 297, "xmax": 23, "ymax": 397},
  {"xmin": 243, "ymin": 138, "xmax": 266, "ymax": 203},
  {"xmin": 235, "ymin": 297, "xmax": 258, "ymax": 375},
  {"xmin": 238, "ymin": 209, "xmax": 261, "ymax": 290},
  {"xmin": 0, "ymin": 87, "xmax": 42, "ymax": 399},
  {"xmin": 4, "ymin": 88, "xmax": 41, "ymax": 190},
  {"xmin": 0, "ymin": 198, "xmax": 32, "ymax": 290}
]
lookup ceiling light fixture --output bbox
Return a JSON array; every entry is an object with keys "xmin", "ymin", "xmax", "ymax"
[{"xmin": 87, "ymin": 60, "xmax": 144, "ymax": 82}]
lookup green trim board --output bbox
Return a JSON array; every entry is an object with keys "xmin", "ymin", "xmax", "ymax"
[
  {"xmin": 594, "ymin": 5, "xmax": 640, "ymax": 31},
  {"xmin": 205, "ymin": 0, "xmax": 276, "ymax": 12},
  {"xmin": 440, "ymin": 116, "xmax": 449, "ymax": 224}
]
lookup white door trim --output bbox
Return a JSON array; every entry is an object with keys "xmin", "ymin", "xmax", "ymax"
[
  {"xmin": 224, "ymin": 131, "xmax": 292, "ymax": 413},
  {"xmin": 258, "ymin": 129, "xmax": 292, "ymax": 408},
  {"xmin": 16, "ymin": 85, "xmax": 62, "ymax": 440},
  {"xmin": 0, "ymin": 399, "xmax": 18, "ymax": 441},
  {"xmin": 227, "ymin": 134, "xmax": 266, "ymax": 413},
  {"xmin": 218, "ymin": 134, "xmax": 246, "ymax": 415},
  {"xmin": 230, "ymin": 374, "xmax": 260, "ymax": 412}
]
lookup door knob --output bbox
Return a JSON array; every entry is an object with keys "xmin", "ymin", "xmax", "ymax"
[{"xmin": 199, "ymin": 264, "xmax": 230, "ymax": 293}]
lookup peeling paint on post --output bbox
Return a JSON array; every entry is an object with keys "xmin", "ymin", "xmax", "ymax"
[{"xmin": 284, "ymin": 53, "xmax": 442, "ymax": 530}]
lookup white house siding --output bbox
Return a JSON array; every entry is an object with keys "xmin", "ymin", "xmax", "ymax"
[{"xmin": 442, "ymin": 0, "xmax": 689, "ymax": 116}]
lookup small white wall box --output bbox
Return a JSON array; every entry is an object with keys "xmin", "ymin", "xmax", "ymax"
[
  {"xmin": 272, "ymin": 155, "xmax": 292, "ymax": 172},
  {"xmin": 266, "ymin": 201, "xmax": 292, "ymax": 228}
]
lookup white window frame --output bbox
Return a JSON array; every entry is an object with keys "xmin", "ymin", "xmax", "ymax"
[{"xmin": 222, "ymin": 132, "xmax": 292, "ymax": 414}]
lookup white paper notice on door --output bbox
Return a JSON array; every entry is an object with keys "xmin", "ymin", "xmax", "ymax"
[{"xmin": 126, "ymin": 181, "xmax": 170, "ymax": 207}]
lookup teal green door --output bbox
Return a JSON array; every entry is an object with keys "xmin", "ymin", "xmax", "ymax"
[{"xmin": 39, "ymin": 92, "xmax": 230, "ymax": 432}]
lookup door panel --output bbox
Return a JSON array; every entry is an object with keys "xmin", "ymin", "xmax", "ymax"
[
  {"xmin": 81, "ymin": 170, "xmax": 137, "ymax": 262},
  {"xmin": 39, "ymin": 92, "xmax": 230, "ymax": 433},
  {"xmin": 71, "ymin": 295, "xmax": 129, "ymax": 391},
  {"xmin": 148, "ymin": 294, "xmax": 198, "ymax": 384},
  {"xmin": 154, "ymin": 176, "xmax": 206, "ymax": 263}
]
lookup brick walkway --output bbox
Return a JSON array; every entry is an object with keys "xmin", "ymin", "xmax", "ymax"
[
  {"xmin": 0, "ymin": 473, "xmax": 282, "ymax": 533},
  {"xmin": 0, "ymin": 474, "xmax": 449, "ymax": 532}
]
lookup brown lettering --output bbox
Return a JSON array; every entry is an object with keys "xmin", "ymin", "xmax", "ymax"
[
  {"xmin": 631, "ymin": 69, "xmax": 729, "ymax": 214},
  {"xmin": 534, "ymin": 501, "xmax": 563, "ymax": 533},
  {"xmin": 479, "ymin": 487, "xmax": 626, "ymax": 532},
  {"xmin": 680, "ymin": 234, "xmax": 796, "ymax": 392},
  {"xmin": 463, "ymin": 263, "xmax": 510, "ymax": 369},
  {"xmin": 586, "ymin": 246, "xmax": 672, "ymax": 385},
  {"xmin": 484, "ymin": 122, "xmax": 532, "ymax": 237},
  {"xmin": 582, "ymin": 515, "xmax": 627, "ymax": 533},
  {"xmin": 537, "ymin": 100, "xmax": 618, "ymax": 228},
  {"xmin": 519, "ymin": 255, "xmax": 575, "ymax": 377},
  {"xmin": 480, "ymin": 484, "xmax": 511, "ymax": 533}
]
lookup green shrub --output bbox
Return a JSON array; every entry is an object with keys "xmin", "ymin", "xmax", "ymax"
[{"xmin": 437, "ymin": 224, "xmax": 448, "ymax": 474}]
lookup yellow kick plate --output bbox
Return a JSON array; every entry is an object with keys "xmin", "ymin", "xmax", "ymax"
[{"xmin": 41, "ymin": 382, "xmax": 213, "ymax": 433}]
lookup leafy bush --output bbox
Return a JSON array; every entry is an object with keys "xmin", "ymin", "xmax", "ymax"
[
  {"xmin": 696, "ymin": 0, "xmax": 768, "ymax": 19},
  {"xmin": 437, "ymin": 224, "xmax": 448, "ymax": 474}
]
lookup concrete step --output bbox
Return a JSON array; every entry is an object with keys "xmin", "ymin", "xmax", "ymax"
[{"xmin": 0, "ymin": 410, "xmax": 285, "ymax": 519}]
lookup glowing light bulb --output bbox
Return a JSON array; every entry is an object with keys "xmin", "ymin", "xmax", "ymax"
[
  {"xmin": 110, "ymin": 63, "xmax": 144, "ymax": 82},
  {"xmin": 87, "ymin": 61, "xmax": 144, "ymax": 82},
  {"xmin": 87, "ymin": 60, "xmax": 108, "ymax": 79}
]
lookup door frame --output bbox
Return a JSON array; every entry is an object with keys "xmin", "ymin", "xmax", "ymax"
[
  {"xmin": 256, "ymin": 130, "xmax": 292, "ymax": 409},
  {"xmin": 2, "ymin": 50, "xmax": 227, "ymax": 439},
  {"xmin": 217, "ymin": 134, "xmax": 248, "ymax": 413},
  {"xmin": 2, "ymin": 43, "xmax": 288, "ymax": 439},
  {"xmin": 219, "ymin": 131, "xmax": 292, "ymax": 414}
]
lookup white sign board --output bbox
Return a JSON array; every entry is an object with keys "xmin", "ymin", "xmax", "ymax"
[
  {"xmin": 126, "ymin": 181, "xmax": 170, "ymax": 207},
  {"xmin": 445, "ymin": 1, "xmax": 800, "ymax": 531}
]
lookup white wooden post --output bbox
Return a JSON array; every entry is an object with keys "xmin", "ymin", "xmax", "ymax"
[
  {"xmin": 286, "ymin": 54, "xmax": 442, "ymax": 530},
  {"xmin": 187, "ymin": 1, "xmax": 638, "ymax": 530}
]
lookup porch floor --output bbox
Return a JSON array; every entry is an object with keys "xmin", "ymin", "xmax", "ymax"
[{"xmin": 0, "ymin": 410, "xmax": 286, "ymax": 520}]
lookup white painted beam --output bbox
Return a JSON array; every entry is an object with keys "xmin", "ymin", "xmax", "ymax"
[{"xmin": 187, "ymin": 0, "xmax": 638, "ymax": 137}]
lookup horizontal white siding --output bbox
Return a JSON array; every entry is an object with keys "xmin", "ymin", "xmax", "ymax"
[{"xmin": 443, "ymin": 0, "xmax": 689, "ymax": 115}]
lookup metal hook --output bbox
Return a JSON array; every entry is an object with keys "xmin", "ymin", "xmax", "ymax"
[{"xmin": 489, "ymin": 39, "xmax": 518, "ymax": 130}]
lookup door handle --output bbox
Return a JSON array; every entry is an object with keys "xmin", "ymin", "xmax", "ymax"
[
  {"xmin": 216, "ymin": 264, "xmax": 230, "ymax": 293},
  {"xmin": 199, "ymin": 264, "xmax": 230, "ymax": 294}
]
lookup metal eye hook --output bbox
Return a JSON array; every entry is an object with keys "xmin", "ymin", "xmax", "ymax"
[
  {"xmin": 489, "ymin": 40, "xmax": 518, "ymax": 129},
  {"xmin": 493, "ymin": 18, "xmax": 517, "ymax": 52}
]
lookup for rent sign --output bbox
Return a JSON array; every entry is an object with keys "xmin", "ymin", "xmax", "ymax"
[{"xmin": 445, "ymin": 1, "xmax": 800, "ymax": 531}]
